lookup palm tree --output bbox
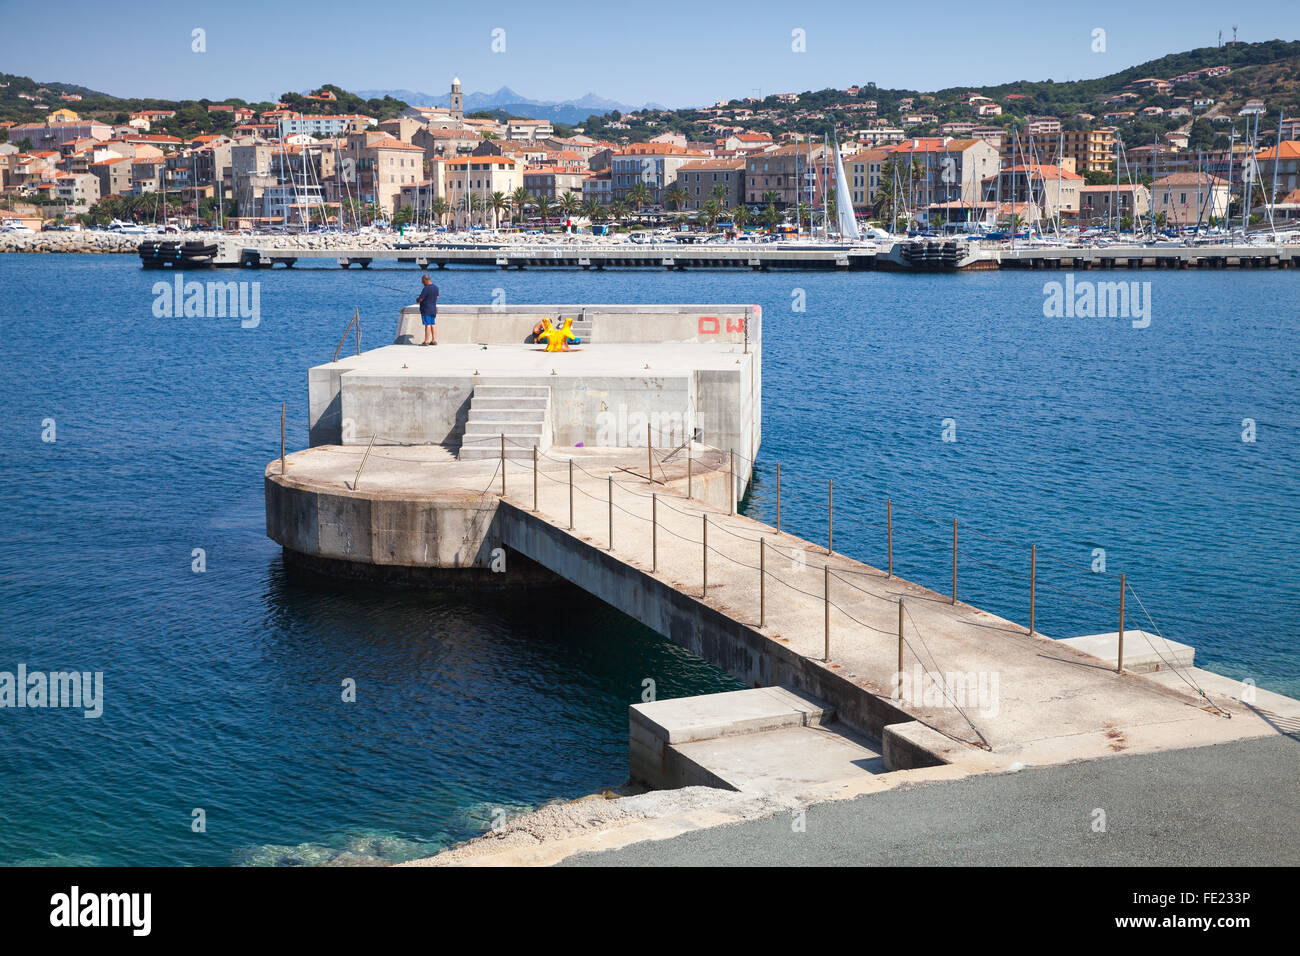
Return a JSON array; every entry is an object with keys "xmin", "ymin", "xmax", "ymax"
[
  {"xmin": 580, "ymin": 197, "xmax": 601, "ymax": 222},
  {"xmin": 488, "ymin": 191, "xmax": 509, "ymax": 230},
  {"xmin": 609, "ymin": 200, "xmax": 629, "ymax": 226},
  {"xmin": 511, "ymin": 186, "xmax": 531, "ymax": 225},
  {"xmin": 701, "ymin": 199, "xmax": 721, "ymax": 231},
  {"xmin": 761, "ymin": 203, "xmax": 780, "ymax": 232},
  {"xmin": 534, "ymin": 195, "xmax": 554, "ymax": 230},
  {"xmin": 761, "ymin": 189, "xmax": 781, "ymax": 207},
  {"xmin": 732, "ymin": 203, "xmax": 750, "ymax": 230},
  {"xmin": 627, "ymin": 182, "xmax": 652, "ymax": 215},
  {"xmin": 711, "ymin": 184, "xmax": 728, "ymax": 208},
  {"xmin": 429, "ymin": 197, "xmax": 448, "ymax": 229},
  {"xmin": 559, "ymin": 192, "xmax": 581, "ymax": 222},
  {"xmin": 665, "ymin": 184, "xmax": 689, "ymax": 211}
]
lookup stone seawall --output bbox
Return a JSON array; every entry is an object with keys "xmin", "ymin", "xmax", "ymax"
[{"xmin": 0, "ymin": 232, "xmax": 143, "ymax": 254}]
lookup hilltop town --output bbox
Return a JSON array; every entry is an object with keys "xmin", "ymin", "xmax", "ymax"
[{"xmin": 2, "ymin": 39, "xmax": 1299, "ymax": 235}]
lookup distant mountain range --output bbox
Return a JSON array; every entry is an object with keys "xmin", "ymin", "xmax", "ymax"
[{"xmin": 355, "ymin": 86, "xmax": 666, "ymax": 125}]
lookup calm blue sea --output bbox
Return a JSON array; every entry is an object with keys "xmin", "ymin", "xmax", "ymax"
[{"xmin": 1, "ymin": 253, "xmax": 1296, "ymax": 865}]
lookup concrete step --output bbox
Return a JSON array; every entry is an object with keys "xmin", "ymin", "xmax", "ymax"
[
  {"xmin": 471, "ymin": 385, "xmax": 551, "ymax": 399},
  {"xmin": 1059, "ymin": 631, "xmax": 1194, "ymax": 674},
  {"xmin": 460, "ymin": 384, "xmax": 551, "ymax": 460},
  {"xmin": 468, "ymin": 407, "xmax": 548, "ymax": 423},
  {"xmin": 470, "ymin": 398, "xmax": 550, "ymax": 413}
]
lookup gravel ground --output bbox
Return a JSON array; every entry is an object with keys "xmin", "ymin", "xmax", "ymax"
[{"xmin": 561, "ymin": 735, "xmax": 1300, "ymax": 866}]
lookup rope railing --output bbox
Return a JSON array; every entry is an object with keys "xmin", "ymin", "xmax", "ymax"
[{"xmin": 278, "ymin": 410, "xmax": 1224, "ymax": 725}]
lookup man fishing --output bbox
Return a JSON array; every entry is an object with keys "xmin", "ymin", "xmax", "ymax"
[{"xmin": 417, "ymin": 274, "xmax": 439, "ymax": 346}]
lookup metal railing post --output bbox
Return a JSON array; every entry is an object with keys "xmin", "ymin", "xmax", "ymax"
[
  {"xmin": 759, "ymin": 537, "xmax": 766, "ymax": 627},
  {"xmin": 652, "ymin": 494, "xmax": 657, "ymax": 572},
  {"xmin": 353, "ymin": 433, "xmax": 377, "ymax": 490},
  {"xmin": 951, "ymin": 517, "xmax": 958, "ymax": 605},
  {"xmin": 533, "ymin": 445, "xmax": 538, "ymax": 511},
  {"xmin": 608, "ymin": 475, "xmax": 613, "ymax": 550},
  {"xmin": 687, "ymin": 452, "xmax": 692, "ymax": 499},
  {"xmin": 1029, "ymin": 545, "xmax": 1037, "ymax": 635},
  {"xmin": 280, "ymin": 402, "xmax": 286, "ymax": 475},
  {"xmin": 647, "ymin": 422, "xmax": 652, "ymax": 483},
  {"xmin": 887, "ymin": 498, "xmax": 893, "ymax": 577},
  {"xmin": 568, "ymin": 459, "xmax": 573, "ymax": 530},
  {"xmin": 730, "ymin": 450, "xmax": 736, "ymax": 514},
  {"xmin": 1117, "ymin": 573, "xmax": 1126, "ymax": 673},
  {"xmin": 500, "ymin": 434, "xmax": 505, "ymax": 497},
  {"xmin": 828, "ymin": 480, "xmax": 834, "ymax": 554},
  {"xmin": 702, "ymin": 515, "xmax": 708, "ymax": 597},
  {"xmin": 824, "ymin": 564, "xmax": 831, "ymax": 662},
  {"xmin": 897, "ymin": 599, "xmax": 905, "ymax": 694}
]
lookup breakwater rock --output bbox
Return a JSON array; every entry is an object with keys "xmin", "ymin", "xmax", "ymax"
[{"xmin": 0, "ymin": 232, "xmax": 148, "ymax": 254}]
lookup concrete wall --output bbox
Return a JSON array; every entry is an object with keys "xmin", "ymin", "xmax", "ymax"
[
  {"xmin": 494, "ymin": 500, "xmax": 935, "ymax": 746},
  {"xmin": 265, "ymin": 476, "xmax": 503, "ymax": 570},
  {"xmin": 312, "ymin": 302, "xmax": 762, "ymax": 494},
  {"xmin": 395, "ymin": 303, "xmax": 756, "ymax": 346},
  {"xmin": 264, "ymin": 456, "xmax": 736, "ymax": 571}
]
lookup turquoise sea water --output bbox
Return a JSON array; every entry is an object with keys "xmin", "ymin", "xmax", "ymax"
[{"xmin": 1, "ymin": 253, "xmax": 1296, "ymax": 865}]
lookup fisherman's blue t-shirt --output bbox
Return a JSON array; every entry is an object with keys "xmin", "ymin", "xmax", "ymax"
[{"xmin": 417, "ymin": 283, "xmax": 439, "ymax": 315}]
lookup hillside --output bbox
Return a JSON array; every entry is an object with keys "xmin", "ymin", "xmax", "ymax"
[
  {"xmin": 581, "ymin": 39, "xmax": 1300, "ymax": 146},
  {"xmin": 3, "ymin": 39, "xmax": 1298, "ymax": 147}
]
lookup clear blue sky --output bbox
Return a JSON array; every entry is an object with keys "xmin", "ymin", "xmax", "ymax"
[{"xmin": 1, "ymin": 0, "xmax": 1295, "ymax": 107}]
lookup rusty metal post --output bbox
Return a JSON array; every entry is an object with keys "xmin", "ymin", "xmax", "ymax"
[
  {"xmin": 759, "ymin": 537, "xmax": 765, "ymax": 627},
  {"xmin": 730, "ymin": 450, "xmax": 736, "ymax": 515},
  {"xmin": 951, "ymin": 518, "xmax": 958, "ymax": 605},
  {"xmin": 702, "ymin": 515, "xmax": 708, "ymax": 597},
  {"xmin": 1117, "ymin": 573, "xmax": 1126, "ymax": 673},
  {"xmin": 887, "ymin": 498, "xmax": 893, "ymax": 577},
  {"xmin": 280, "ymin": 402, "xmax": 285, "ymax": 475},
  {"xmin": 828, "ymin": 480, "xmax": 834, "ymax": 554},
  {"xmin": 1029, "ymin": 545, "xmax": 1037, "ymax": 635},
  {"xmin": 824, "ymin": 564, "xmax": 831, "ymax": 662},
  {"xmin": 897, "ymin": 599, "xmax": 904, "ymax": 693},
  {"xmin": 652, "ymin": 494, "xmax": 657, "ymax": 572},
  {"xmin": 353, "ymin": 433, "xmax": 377, "ymax": 490}
]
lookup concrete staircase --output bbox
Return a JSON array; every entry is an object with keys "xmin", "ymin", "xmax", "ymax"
[
  {"xmin": 568, "ymin": 310, "xmax": 593, "ymax": 344},
  {"xmin": 459, "ymin": 384, "xmax": 552, "ymax": 460}
]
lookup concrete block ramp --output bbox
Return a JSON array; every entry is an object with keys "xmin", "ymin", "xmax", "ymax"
[{"xmin": 631, "ymin": 687, "xmax": 885, "ymax": 793}]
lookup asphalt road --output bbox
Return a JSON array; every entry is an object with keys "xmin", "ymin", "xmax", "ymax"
[{"xmin": 563, "ymin": 735, "xmax": 1300, "ymax": 866}]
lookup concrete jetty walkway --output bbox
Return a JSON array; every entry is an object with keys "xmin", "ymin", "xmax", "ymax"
[{"xmin": 268, "ymin": 440, "xmax": 1288, "ymax": 774}]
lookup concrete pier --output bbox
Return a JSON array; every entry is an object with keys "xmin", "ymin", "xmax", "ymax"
[
  {"xmin": 228, "ymin": 239, "xmax": 1300, "ymax": 272},
  {"xmin": 266, "ymin": 433, "xmax": 1291, "ymax": 773},
  {"xmin": 268, "ymin": 299, "xmax": 1299, "ymax": 865}
]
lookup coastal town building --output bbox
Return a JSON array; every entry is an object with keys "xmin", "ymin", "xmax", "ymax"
[
  {"xmin": 1150, "ymin": 172, "xmax": 1231, "ymax": 225},
  {"xmin": 672, "ymin": 158, "xmax": 745, "ymax": 208},
  {"xmin": 1079, "ymin": 183, "xmax": 1151, "ymax": 226},
  {"xmin": 611, "ymin": 143, "xmax": 706, "ymax": 204}
]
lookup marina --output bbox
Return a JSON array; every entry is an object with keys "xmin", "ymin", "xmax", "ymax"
[{"xmin": 133, "ymin": 236, "xmax": 1300, "ymax": 272}]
